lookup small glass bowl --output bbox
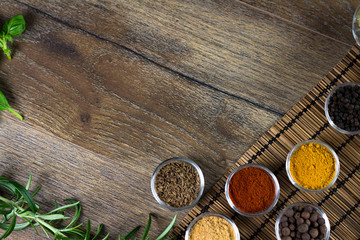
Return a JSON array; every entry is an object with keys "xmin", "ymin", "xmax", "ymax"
[
  {"xmin": 185, "ymin": 212, "xmax": 241, "ymax": 240},
  {"xmin": 275, "ymin": 202, "xmax": 330, "ymax": 240},
  {"xmin": 225, "ymin": 164, "xmax": 280, "ymax": 217},
  {"xmin": 150, "ymin": 157, "xmax": 205, "ymax": 211},
  {"xmin": 286, "ymin": 140, "xmax": 340, "ymax": 193},
  {"xmin": 352, "ymin": 5, "xmax": 360, "ymax": 45},
  {"xmin": 324, "ymin": 82, "xmax": 360, "ymax": 135}
]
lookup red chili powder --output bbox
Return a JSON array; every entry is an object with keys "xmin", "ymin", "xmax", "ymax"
[{"xmin": 229, "ymin": 167, "xmax": 275, "ymax": 214}]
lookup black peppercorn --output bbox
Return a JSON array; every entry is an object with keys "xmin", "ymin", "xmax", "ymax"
[{"xmin": 328, "ymin": 84, "xmax": 360, "ymax": 132}]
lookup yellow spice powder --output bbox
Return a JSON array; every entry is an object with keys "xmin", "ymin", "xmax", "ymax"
[
  {"xmin": 290, "ymin": 143, "xmax": 336, "ymax": 190},
  {"xmin": 189, "ymin": 216, "xmax": 236, "ymax": 240}
]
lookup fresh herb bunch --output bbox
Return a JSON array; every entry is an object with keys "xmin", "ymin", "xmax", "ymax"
[
  {"xmin": 0, "ymin": 90, "xmax": 22, "ymax": 120},
  {"xmin": 0, "ymin": 14, "xmax": 26, "ymax": 60},
  {"xmin": 0, "ymin": 175, "xmax": 177, "ymax": 240},
  {"xmin": 0, "ymin": 175, "xmax": 105, "ymax": 239}
]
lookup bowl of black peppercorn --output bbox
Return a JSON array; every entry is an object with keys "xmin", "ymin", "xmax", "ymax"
[{"xmin": 325, "ymin": 82, "xmax": 360, "ymax": 135}]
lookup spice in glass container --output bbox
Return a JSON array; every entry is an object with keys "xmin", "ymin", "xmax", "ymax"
[
  {"xmin": 328, "ymin": 84, "xmax": 360, "ymax": 132},
  {"xmin": 228, "ymin": 166, "xmax": 275, "ymax": 214},
  {"xmin": 279, "ymin": 205, "xmax": 328, "ymax": 240},
  {"xmin": 155, "ymin": 161, "xmax": 200, "ymax": 208},
  {"xmin": 189, "ymin": 216, "xmax": 236, "ymax": 240},
  {"xmin": 290, "ymin": 143, "xmax": 335, "ymax": 190}
]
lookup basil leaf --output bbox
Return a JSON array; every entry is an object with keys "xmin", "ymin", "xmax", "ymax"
[
  {"xmin": 0, "ymin": 90, "xmax": 23, "ymax": 120},
  {"xmin": 0, "ymin": 90, "xmax": 11, "ymax": 111},
  {"xmin": 2, "ymin": 15, "xmax": 26, "ymax": 37}
]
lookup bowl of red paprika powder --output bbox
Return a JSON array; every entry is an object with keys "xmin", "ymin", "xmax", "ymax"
[{"xmin": 225, "ymin": 164, "xmax": 280, "ymax": 217}]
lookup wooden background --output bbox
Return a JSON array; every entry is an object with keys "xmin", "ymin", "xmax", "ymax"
[{"xmin": 0, "ymin": 0, "xmax": 358, "ymax": 239}]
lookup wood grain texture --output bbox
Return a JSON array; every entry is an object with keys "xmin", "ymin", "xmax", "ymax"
[
  {"xmin": 240, "ymin": 0, "xmax": 359, "ymax": 45},
  {"xmin": 0, "ymin": 0, "xmax": 356, "ymax": 239},
  {"xmin": 13, "ymin": 0, "xmax": 350, "ymax": 113},
  {"xmin": 0, "ymin": 1, "xmax": 280, "ymax": 238},
  {"xmin": 0, "ymin": 0, "xmax": 279, "ymax": 183},
  {"xmin": 0, "ymin": 117, "xmax": 186, "ymax": 239}
]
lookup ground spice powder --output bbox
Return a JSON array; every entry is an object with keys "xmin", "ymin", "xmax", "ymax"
[
  {"xmin": 229, "ymin": 166, "xmax": 275, "ymax": 214},
  {"xmin": 189, "ymin": 216, "xmax": 236, "ymax": 240},
  {"xmin": 290, "ymin": 143, "xmax": 335, "ymax": 190}
]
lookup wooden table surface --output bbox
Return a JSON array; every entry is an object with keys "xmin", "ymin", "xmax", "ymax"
[{"xmin": 0, "ymin": 0, "xmax": 358, "ymax": 239}]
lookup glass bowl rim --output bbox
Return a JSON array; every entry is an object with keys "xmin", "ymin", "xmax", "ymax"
[
  {"xmin": 324, "ymin": 82, "xmax": 360, "ymax": 135},
  {"xmin": 286, "ymin": 139, "xmax": 340, "ymax": 193},
  {"xmin": 150, "ymin": 157, "xmax": 205, "ymax": 211},
  {"xmin": 184, "ymin": 212, "xmax": 241, "ymax": 240},
  {"xmin": 224, "ymin": 163, "xmax": 280, "ymax": 217},
  {"xmin": 352, "ymin": 5, "xmax": 360, "ymax": 46}
]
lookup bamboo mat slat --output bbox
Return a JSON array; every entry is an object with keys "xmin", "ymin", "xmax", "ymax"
[{"xmin": 174, "ymin": 45, "xmax": 360, "ymax": 240}]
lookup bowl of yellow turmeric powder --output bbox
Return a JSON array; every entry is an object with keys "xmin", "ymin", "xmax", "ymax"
[{"xmin": 286, "ymin": 140, "xmax": 340, "ymax": 193}]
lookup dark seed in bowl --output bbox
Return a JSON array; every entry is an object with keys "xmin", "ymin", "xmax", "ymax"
[
  {"xmin": 328, "ymin": 85, "xmax": 360, "ymax": 132},
  {"xmin": 155, "ymin": 161, "xmax": 200, "ymax": 208},
  {"xmin": 279, "ymin": 205, "xmax": 327, "ymax": 240}
]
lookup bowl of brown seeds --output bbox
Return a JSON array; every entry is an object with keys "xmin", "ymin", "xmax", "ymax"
[
  {"xmin": 151, "ymin": 157, "xmax": 205, "ymax": 211},
  {"xmin": 275, "ymin": 202, "xmax": 330, "ymax": 240}
]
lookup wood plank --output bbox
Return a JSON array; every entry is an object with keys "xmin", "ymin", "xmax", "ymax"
[
  {"xmin": 0, "ymin": 0, "xmax": 279, "ymax": 181},
  {"xmin": 14, "ymin": 0, "xmax": 350, "ymax": 113},
  {"xmin": 0, "ymin": 117, "xmax": 186, "ymax": 239},
  {"xmin": 239, "ymin": 0, "xmax": 358, "ymax": 46},
  {"xmin": 0, "ymin": 1, "xmax": 280, "ymax": 238}
]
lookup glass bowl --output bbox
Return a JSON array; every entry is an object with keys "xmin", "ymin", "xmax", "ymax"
[
  {"xmin": 286, "ymin": 140, "xmax": 340, "ymax": 193},
  {"xmin": 275, "ymin": 202, "xmax": 330, "ymax": 240},
  {"xmin": 150, "ymin": 157, "xmax": 205, "ymax": 211},
  {"xmin": 352, "ymin": 5, "xmax": 360, "ymax": 45},
  {"xmin": 185, "ymin": 212, "xmax": 241, "ymax": 240},
  {"xmin": 225, "ymin": 164, "xmax": 280, "ymax": 217},
  {"xmin": 324, "ymin": 82, "xmax": 360, "ymax": 135}
]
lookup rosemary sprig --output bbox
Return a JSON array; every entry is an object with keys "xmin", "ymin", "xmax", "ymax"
[
  {"xmin": 0, "ymin": 175, "xmax": 105, "ymax": 239},
  {"xmin": 0, "ymin": 175, "xmax": 177, "ymax": 240}
]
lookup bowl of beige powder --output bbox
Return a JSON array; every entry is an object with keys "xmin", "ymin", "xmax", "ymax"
[{"xmin": 185, "ymin": 212, "xmax": 240, "ymax": 240}]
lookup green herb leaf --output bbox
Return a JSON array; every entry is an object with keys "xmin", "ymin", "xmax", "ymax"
[
  {"xmin": 92, "ymin": 222, "xmax": 104, "ymax": 240},
  {"xmin": 0, "ymin": 90, "xmax": 23, "ymax": 120},
  {"xmin": 84, "ymin": 219, "xmax": 91, "ymax": 240},
  {"xmin": 0, "ymin": 213, "xmax": 16, "ymax": 239},
  {"xmin": 0, "ymin": 14, "xmax": 25, "ymax": 59},
  {"xmin": 154, "ymin": 214, "xmax": 177, "ymax": 240},
  {"xmin": 124, "ymin": 225, "xmax": 140, "ymax": 240},
  {"xmin": 141, "ymin": 214, "xmax": 151, "ymax": 240},
  {"xmin": 2, "ymin": 15, "xmax": 26, "ymax": 36},
  {"xmin": 39, "ymin": 214, "xmax": 69, "ymax": 221}
]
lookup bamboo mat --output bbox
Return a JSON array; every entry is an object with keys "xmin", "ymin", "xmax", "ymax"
[{"xmin": 173, "ymin": 45, "xmax": 360, "ymax": 240}]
